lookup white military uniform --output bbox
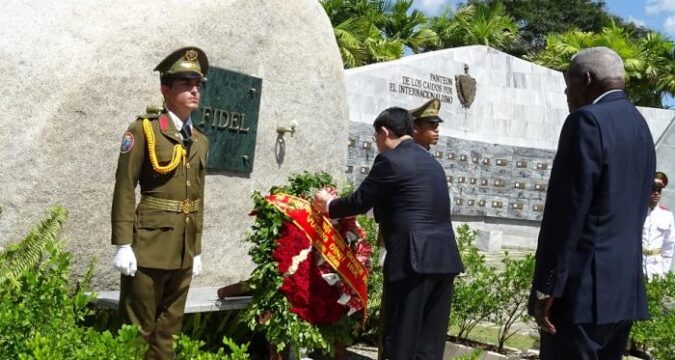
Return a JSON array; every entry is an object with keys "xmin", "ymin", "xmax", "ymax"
[{"xmin": 642, "ymin": 204, "xmax": 675, "ymax": 279}]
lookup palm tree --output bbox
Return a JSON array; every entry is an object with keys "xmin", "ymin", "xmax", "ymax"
[
  {"xmin": 456, "ymin": 3, "xmax": 519, "ymax": 49},
  {"xmin": 381, "ymin": 0, "xmax": 438, "ymax": 54},
  {"xmin": 424, "ymin": 3, "xmax": 519, "ymax": 52},
  {"xmin": 526, "ymin": 22, "xmax": 675, "ymax": 108},
  {"xmin": 320, "ymin": 0, "xmax": 404, "ymax": 68}
]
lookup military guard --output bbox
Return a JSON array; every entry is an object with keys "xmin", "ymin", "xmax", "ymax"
[
  {"xmin": 111, "ymin": 47, "xmax": 209, "ymax": 359},
  {"xmin": 642, "ymin": 171, "xmax": 675, "ymax": 279},
  {"xmin": 409, "ymin": 98, "xmax": 443, "ymax": 151}
]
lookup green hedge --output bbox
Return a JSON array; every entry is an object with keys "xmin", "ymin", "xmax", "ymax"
[{"xmin": 0, "ymin": 206, "xmax": 249, "ymax": 360}]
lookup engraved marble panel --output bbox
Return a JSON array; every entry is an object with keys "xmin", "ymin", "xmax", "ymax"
[
  {"xmin": 346, "ymin": 122, "xmax": 559, "ymax": 221},
  {"xmin": 485, "ymin": 196, "xmax": 509, "ymax": 217}
]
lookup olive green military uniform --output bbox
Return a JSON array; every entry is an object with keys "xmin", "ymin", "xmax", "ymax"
[
  {"xmin": 112, "ymin": 111, "xmax": 208, "ymax": 359},
  {"xmin": 111, "ymin": 47, "xmax": 209, "ymax": 360}
]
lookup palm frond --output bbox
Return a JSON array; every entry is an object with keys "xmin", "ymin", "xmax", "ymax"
[{"xmin": 0, "ymin": 206, "xmax": 68, "ymax": 285}]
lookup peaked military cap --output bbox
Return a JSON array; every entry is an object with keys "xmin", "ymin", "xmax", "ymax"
[
  {"xmin": 655, "ymin": 171, "xmax": 668, "ymax": 189},
  {"xmin": 154, "ymin": 47, "xmax": 208, "ymax": 81},
  {"xmin": 409, "ymin": 99, "xmax": 443, "ymax": 123}
]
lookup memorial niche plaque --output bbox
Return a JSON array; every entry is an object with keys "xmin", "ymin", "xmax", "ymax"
[{"xmin": 194, "ymin": 67, "xmax": 262, "ymax": 173}]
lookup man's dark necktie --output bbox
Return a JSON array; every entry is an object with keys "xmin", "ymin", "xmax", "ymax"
[{"xmin": 180, "ymin": 122, "xmax": 193, "ymax": 147}]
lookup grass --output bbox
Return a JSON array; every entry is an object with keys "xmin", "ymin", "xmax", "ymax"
[{"xmin": 449, "ymin": 324, "xmax": 539, "ymax": 352}]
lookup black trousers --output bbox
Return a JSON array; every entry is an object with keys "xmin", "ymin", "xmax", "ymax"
[
  {"xmin": 381, "ymin": 273, "xmax": 455, "ymax": 360},
  {"xmin": 539, "ymin": 319, "xmax": 632, "ymax": 360}
]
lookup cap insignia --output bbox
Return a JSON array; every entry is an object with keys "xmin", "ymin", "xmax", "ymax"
[{"xmin": 185, "ymin": 49, "xmax": 198, "ymax": 61}]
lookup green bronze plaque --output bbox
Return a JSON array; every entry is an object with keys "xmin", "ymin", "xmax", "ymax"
[{"xmin": 193, "ymin": 66, "xmax": 262, "ymax": 173}]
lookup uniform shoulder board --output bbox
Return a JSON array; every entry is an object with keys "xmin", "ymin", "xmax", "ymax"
[
  {"xmin": 659, "ymin": 204, "xmax": 669, "ymax": 211},
  {"xmin": 136, "ymin": 105, "xmax": 164, "ymax": 120}
]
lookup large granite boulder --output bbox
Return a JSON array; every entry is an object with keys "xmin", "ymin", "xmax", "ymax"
[{"xmin": 0, "ymin": 0, "xmax": 349, "ymax": 289}]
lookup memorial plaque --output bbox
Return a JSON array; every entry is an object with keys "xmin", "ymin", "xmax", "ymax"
[{"xmin": 194, "ymin": 67, "xmax": 262, "ymax": 173}]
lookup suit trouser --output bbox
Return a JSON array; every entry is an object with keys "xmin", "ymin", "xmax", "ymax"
[
  {"xmin": 381, "ymin": 273, "xmax": 455, "ymax": 360},
  {"xmin": 539, "ymin": 319, "xmax": 632, "ymax": 360},
  {"xmin": 120, "ymin": 266, "xmax": 193, "ymax": 360}
]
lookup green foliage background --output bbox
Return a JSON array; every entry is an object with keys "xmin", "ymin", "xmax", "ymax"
[{"xmin": 0, "ymin": 207, "xmax": 249, "ymax": 360}]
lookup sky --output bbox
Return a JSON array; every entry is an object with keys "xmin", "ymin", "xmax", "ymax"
[{"xmin": 411, "ymin": 0, "xmax": 675, "ymax": 38}]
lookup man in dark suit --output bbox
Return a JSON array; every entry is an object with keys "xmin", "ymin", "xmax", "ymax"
[
  {"xmin": 313, "ymin": 107, "xmax": 463, "ymax": 360},
  {"xmin": 529, "ymin": 47, "xmax": 655, "ymax": 360}
]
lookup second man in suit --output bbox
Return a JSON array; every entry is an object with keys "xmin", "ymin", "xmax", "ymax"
[
  {"xmin": 529, "ymin": 47, "xmax": 655, "ymax": 360},
  {"xmin": 313, "ymin": 107, "xmax": 463, "ymax": 360}
]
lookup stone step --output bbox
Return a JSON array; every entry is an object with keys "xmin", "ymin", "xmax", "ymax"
[{"xmin": 93, "ymin": 286, "xmax": 251, "ymax": 313}]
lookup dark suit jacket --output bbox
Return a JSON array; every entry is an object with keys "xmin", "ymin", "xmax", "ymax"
[
  {"xmin": 529, "ymin": 91, "xmax": 654, "ymax": 324},
  {"xmin": 329, "ymin": 139, "xmax": 463, "ymax": 281}
]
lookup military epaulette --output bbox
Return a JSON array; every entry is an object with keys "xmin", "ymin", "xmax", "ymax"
[{"xmin": 136, "ymin": 105, "xmax": 164, "ymax": 120}]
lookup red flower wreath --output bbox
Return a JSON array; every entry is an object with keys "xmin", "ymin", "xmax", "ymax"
[
  {"xmin": 273, "ymin": 223, "xmax": 346, "ymax": 324},
  {"xmin": 270, "ymin": 195, "xmax": 372, "ymax": 325}
]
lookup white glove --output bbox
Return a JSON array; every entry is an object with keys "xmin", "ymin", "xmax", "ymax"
[
  {"xmin": 112, "ymin": 245, "xmax": 137, "ymax": 277},
  {"xmin": 192, "ymin": 254, "xmax": 202, "ymax": 277}
]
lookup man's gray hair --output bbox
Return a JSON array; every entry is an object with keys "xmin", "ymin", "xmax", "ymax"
[{"xmin": 568, "ymin": 47, "xmax": 625, "ymax": 83}]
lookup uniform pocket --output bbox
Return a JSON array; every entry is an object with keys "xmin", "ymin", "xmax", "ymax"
[{"xmin": 137, "ymin": 213, "xmax": 175, "ymax": 230}]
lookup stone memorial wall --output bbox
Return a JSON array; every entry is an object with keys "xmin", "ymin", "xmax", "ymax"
[{"xmin": 345, "ymin": 45, "xmax": 675, "ymax": 247}]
